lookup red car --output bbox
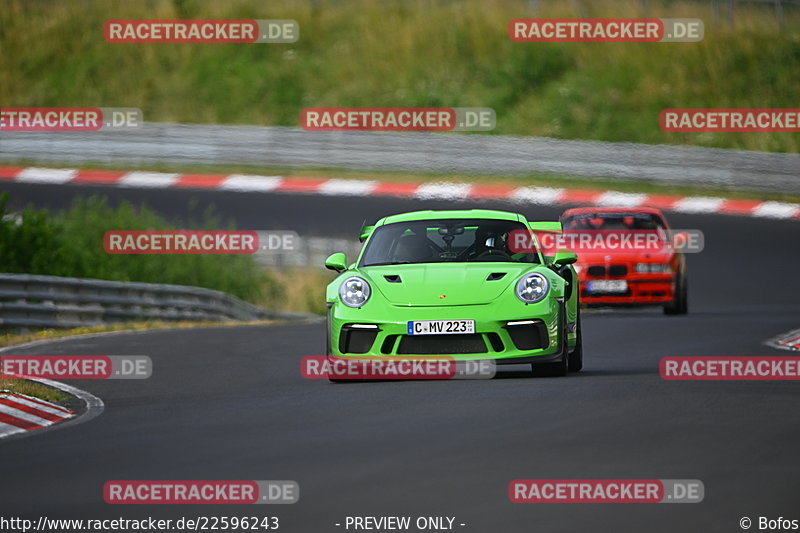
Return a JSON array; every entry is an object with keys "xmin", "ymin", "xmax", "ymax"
[{"xmin": 559, "ymin": 207, "xmax": 688, "ymax": 315}]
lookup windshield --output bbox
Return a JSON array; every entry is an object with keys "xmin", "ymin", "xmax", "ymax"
[
  {"xmin": 360, "ymin": 219, "xmax": 540, "ymax": 266},
  {"xmin": 561, "ymin": 212, "xmax": 669, "ymax": 240}
]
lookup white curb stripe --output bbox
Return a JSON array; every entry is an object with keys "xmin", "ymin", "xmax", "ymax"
[
  {"xmin": 0, "ymin": 402, "xmax": 54, "ymax": 426},
  {"xmin": 0, "ymin": 421, "xmax": 26, "ymax": 437},
  {"xmin": 1, "ymin": 166, "xmax": 798, "ymax": 222},
  {"xmin": 595, "ymin": 191, "xmax": 648, "ymax": 207},
  {"xmin": 511, "ymin": 187, "xmax": 565, "ymax": 205},
  {"xmin": 16, "ymin": 167, "xmax": 78, "ymax": 184},
  {"xmin": 3, "ymin": 395, "xmax": 72, "ymax": 417},
  {"xmin": 318, "ymin": 179, "xmax": 378, "ymax": 196},
  {"xmin": 415, "ymin": 182, "xmax": 473, "ymax": 200},
  {"xmin": 672, "ymin": 196, "xmax": 725, "ymax": 213},
  {"xmin": 219, "ymin": 174, "xmax": 283, "ymax": 192},
  {"xmin": 119, "ymin": 172, "xmax": 180, "ymax": 188},
  {"xmin": 752, "ymin": 201, "xmax": 800, "ymax": 219},
  {"xmin": 764, "ymin": 328, "xmax": 800, "ymax": 352}
]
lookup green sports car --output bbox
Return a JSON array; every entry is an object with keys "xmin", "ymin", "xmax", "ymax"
[{"xmin": 324, "ymin": 209, "xmax": 583, "ymax": 378}]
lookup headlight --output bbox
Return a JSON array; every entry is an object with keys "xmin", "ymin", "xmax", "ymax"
[
  {"xmin": 515, "ymin": 273, "xmax": 550, "ymax": 304},
  {"xmin": 635, "ymin": 263, "xmax": 672, "ymax": 274},
  {"xmin": 339, "ymin": 276, "xmax": 371, "ymax": 308}
]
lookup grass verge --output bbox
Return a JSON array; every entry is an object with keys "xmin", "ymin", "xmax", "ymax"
[
  {"xmin": 0, "ymin": 379, "xmax": 69, "ymax": 403},
  {"xmin": 2, "ymin": 0, "xmax": 799, "ymax": 152},
  {"xmin": 265, "ymin": 267, "xmax": 335, "ymax": 316}
]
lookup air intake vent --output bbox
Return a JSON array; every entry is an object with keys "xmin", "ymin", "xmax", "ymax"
[
  {"xmin": 339, "ymin": 325, "xmax": 379, "ymax": 354},
  {"xmin": 486, "ymin": 272, "xmax": 506, "ymax": 281},
  {"xmin": 505, "ymin": 321, "xmax": 547, "ymax": 351},
  {"xmin": 397, "ymin": 334, "xmax": 487, "ymax": 355},
  {"xmin": 609, "ymin": 265, "xmax": 628, "ymax": 276},
  {"xmin": 587, "ymin": 266, "xmax": 605, "ymax": 277},
  {"xmin": 384, "ymin": 275, "xmax": 402, "ymax": 283}
]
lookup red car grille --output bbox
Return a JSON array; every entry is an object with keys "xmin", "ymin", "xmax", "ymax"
[{"xmin": 586, "ymin": 265, "xmax": 628, "ymax": 277}]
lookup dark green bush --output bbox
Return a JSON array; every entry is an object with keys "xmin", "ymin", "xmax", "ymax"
[{"xmin": 0, "ymin": 194, "xmax": 276, "ymax": 304}]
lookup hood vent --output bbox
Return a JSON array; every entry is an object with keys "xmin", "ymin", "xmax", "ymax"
[
  {"xmin": 486, "ymin": 272, "xmax": 507, "ymax": 281},
  {"xmin": 384, "ymin": 275, "xmax": 402, "ymax": 283}
]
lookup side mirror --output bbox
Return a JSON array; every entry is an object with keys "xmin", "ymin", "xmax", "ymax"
[
  {"xmin": 325, "ymin": 252, "xmax": 347, "ymax": 273},
  {"xmin": 554, "ymin": 251, "xmax": 578, "ymax": 266}
]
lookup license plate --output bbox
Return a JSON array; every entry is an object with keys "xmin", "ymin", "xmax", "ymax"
[
  {"xmin": 587, "ymin": 280, "xmax": 628, "ymax": 293},
  {"xmin": 407, "ymin": 320, "xmax": 475, "ymax": 335}
]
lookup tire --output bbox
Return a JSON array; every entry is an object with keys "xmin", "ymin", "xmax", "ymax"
[
  {"xmin": 533, "ymin": 306, "xmax": 569, "ymax": 377},
  {"xmin": 664, "ymin": 271, "xmax": 688, "ymax": 315},
  {"xmin": 568, "ymin": 309, "xmax": 583, "ymax": 373}
]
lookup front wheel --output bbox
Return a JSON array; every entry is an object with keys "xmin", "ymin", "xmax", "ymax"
[
  {"xmin": 664, "ymin": 272, "xmax": 688, "ymax": 315},
  {"xmin": 568, "ymin": 310, "xmax": 583, "ymax": 373},
  {"xmin": 533, "ymin": 311, "xmax": 569, "ymax": 377}
]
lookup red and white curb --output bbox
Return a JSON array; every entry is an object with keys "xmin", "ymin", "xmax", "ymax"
[
  {"xmin": 0, "ymin": 339, "xmax": 106, "ymax": 441},
  {"xmin": 1, "ymin": 166, "xmax": 798, "ymax": 220},
  {"xmin": 0, "ymin": 390, "xmax": 74, "ymax": 438},
  {"xmin": 765, "ymin": 328, "xmax": 800, "ymax": 352}
]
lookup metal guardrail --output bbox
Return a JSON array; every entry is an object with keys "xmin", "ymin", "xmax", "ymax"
[
  {"xmin": 255, "ymin": 235, "xmax": 361, "ymax": 268},
  {"xmin": 1, "ymin": 123, "xmax": 799, "ymax": 193},
  {"xmin": 0, "ymin": 273, "xmax": 314, "ymax": 329}
]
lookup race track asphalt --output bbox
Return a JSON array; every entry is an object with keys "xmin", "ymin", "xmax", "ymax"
[{"xmin": 1, "ymin": 181, "xmax": 798, "ymax": 532}]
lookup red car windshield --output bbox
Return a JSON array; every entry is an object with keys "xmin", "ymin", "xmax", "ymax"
[{"xmin": 562, "ymin": 212, "xmax": 668, "ymax": 235}]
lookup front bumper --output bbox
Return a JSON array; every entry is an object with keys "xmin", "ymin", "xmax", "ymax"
[
  {"xmin": 580, "ymin": 275, "xmax": 675, "ymax": 305},
  {"xmin": 328, "ymin": 297, "xmax": 566, "ymax": 363}
]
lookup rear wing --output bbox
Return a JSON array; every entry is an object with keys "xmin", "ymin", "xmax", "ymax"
[
  {"xmin": 527, "ymin": 221, "xmax": 563, "ymax": 264},
  {"xmin": 528, "ymin": 221, "xmax": 563, "ymax": 234},
  {"xmin": 359, "ymin": 225, "xmax": 375, "ymax": 243}
]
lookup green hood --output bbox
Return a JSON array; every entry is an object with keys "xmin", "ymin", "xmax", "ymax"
[{"xmin": 363, "ymin": 262, "xmax": 534, "ymax": 307}]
